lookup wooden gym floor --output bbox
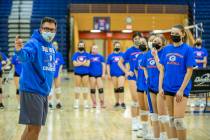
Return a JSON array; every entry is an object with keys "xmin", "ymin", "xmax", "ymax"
[{"xmin": 0, "ymin": 73, "xmax": 210, "ymax": 140}]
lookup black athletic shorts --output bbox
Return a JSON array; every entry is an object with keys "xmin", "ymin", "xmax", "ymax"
[
  {"xmin": 164, "ymin": 91, "xmax": 189, "ymax": 98},
  {"xmin": 137, "ymin": 89, "xmax": 145, "ymax": 93},
  {"xmin": 14, "ymin": 71, "xmax": 20, "ymax": 77},
  {"xmin": 89, "ymin": 75, "xmax": 102, "ymax": 78},
  {"xmin": 19, "ymin": 92, "xmax": 48, "ymax": 126},
  {"xmin": 149, "ymin": 88, "xmax": 158, "ymax": 95},
  {"xmin": 74, "ymin": 73, "xmax": 89, "ymax": 77}
]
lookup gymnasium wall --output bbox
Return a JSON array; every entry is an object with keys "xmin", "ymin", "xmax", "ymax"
[
  {"xmin": 72, "ymin": 13, "xmax": 187, "ymax": 31},
  {"xmin": 71, "ymin": 13, "xmax": 187, "ymax": 55}
]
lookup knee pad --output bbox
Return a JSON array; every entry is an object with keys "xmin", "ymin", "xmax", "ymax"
[
  {"xmin": 82, "ymin": 87, "xmax": 89, "ymax": 94},
  {"xmin": 90, "ymin": 89, "xmax": 96, "ymax": 94},
  {"xmin": 16, "ymin": 89, "xmax": 19, "ymax": 95},
  {"xmin": 140, "ymin": 110, "xmax": 149, "ymax": 116},
  {"xmin": 131, "ymin": 101, "xmax": 139, "ymax": 108},
  {"xmin": 174, "ymin": 118, "xmax": 186, "ymax": 130},
  {"xmin": 114, "ymin": 88, "xmax": 119, "ymax": 93},
  {"xmin": 74, "ymin": 87, "xmax": 81, "ymax": 94},
  {"xmin": 118, "ymin": 87, "xmax": 124, "ymax": 93},
  {"xmin": 151, "ymin": 113, "xmax": 158, "ymax": 121},
  {"xmin": 98, "ymin": 88, "xmax": 104, "ymax": 94},
  {"xmin": 0, "ymin": 88, "xmax": 2, "ymax": 94},
  {"xmin": 55, "ymin": 87, "xmax": 62, "ymax": 94},
  {"xmin": 169, "ymin": 116, "xmax": 175, "ymax": 128},
  {"xmin": 158, "ymin": 115, "xmax": 170, "ymax": 123}
]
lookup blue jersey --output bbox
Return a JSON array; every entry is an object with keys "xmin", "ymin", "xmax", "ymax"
[
  {"xmin": 16, "ymin": 29, "xmax": 56, "ymax": 96},
  {"xmin": 72, "ymin": 52, "xmax": 90, "ymax": 75},
  {"xmin": 107, "ymin": 52, "xmax": 125, "ymax": 77},
  {"xmin": 122, "ymin": 46, "xmax": 143, "ymax": 72},
  {"xmin": 11, "ymin": 54, "xmax": 22, "ymax": 75},
  {"xmin": 89, "ymin": 54, "xmax": 105, "ymax": 76},
  {"xmin": 141, "ymin": 50, "xmax": 163, "ymax": 92},
  {"xmin": 135, "ymin": 53, "xmax": 147, "ymax": 91},
  {"xmin": 0, "ymin": 52, "xmax": 8, "ymax": 71},
  {"xmin": 54, "ymin": 51, "xmax": 65, "ymax": 78},
  {"xmin": 193, "ymin": 47, "xmax": 208, "ymax": 68},
  {"xmin": 160, "ymin": 43, "xmax": 195, "ymax": 96}
]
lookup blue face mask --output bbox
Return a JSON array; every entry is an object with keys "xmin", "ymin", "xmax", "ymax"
[{"xmin": 41, "ymin": 31, "xmax": 56, "ymax": 43}]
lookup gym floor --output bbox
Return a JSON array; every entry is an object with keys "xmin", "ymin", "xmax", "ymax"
[{"xmin": 0, "ymin": 73, "xmax": 210, "ymax": 140}]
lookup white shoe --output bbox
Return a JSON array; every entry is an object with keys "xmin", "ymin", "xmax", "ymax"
[
  {"xmin": 143, "ymin": 134, "xmax": 155, "ymax": 140},
  {"xmin": 190, "ymin": 102, "xmax": 195, "ymax": 107},
  {"xmin": 84, "ymin": 100, "xmax": 89, "ymax": 109},
  {"xmin": 136, "ymin": 130, "xmax": 144, "ymax": 138},
  {"xmin": 74, "ymin": 100, "xmax": 80, "ymax": 109},
  {"xmin": 160, "ymin": 132, "xmax": 167, "ymax": 140},
  {"xmin": 132, "ymin": 122, "xmax": 139, "ymax": 131},
  {"xmin": 137, "ymin": 122, "xmax": 143, "ymax": 130},
  {"xmin": 200, "ymin": 103, "xmax": 205, "ymax": 108},
  {"xmin": 199, "ymin": 101, "xmax": 206, "ymax": 108}
]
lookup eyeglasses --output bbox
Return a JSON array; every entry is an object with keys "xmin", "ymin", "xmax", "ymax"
[{"xmin": 42, "ymin": 27, "xmax": 56, "ymax": 33}]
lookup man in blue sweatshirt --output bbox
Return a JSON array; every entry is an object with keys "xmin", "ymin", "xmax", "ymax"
[{"xmin": 15, "ymin": 17, "xmax": 57, "ymax": 140}]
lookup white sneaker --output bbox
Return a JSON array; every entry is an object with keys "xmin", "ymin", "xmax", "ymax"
[
  {"xmin": 74, "ymin": 100, "xmax": 80, "ymax": 109},
  {"xmin": 190, "ymin": 102, "xmax": 195, "ymax": 107},
  {"xmin": 136, "ymin": 130, "xmax": 144, "ymax": 138},
  {"xmin": 137, "ymin": 122, "xmax": 143, "ymax": 130},
  {"xmin": 200, "ymin": 101, "xmax": 206, "ymax": 108},
  {"xmin": 143, "ymin": 134, "xmax": 155, "ymax": 140},
  {"xmin": 160, "ymin": 132, "xmax": 167, "ymax": 140},
  {"xmin": 140, "ymin": 123, "xmax": 152, "ymax": 139},
  {"xmin": 83, "ymin": 100, "xmax": 89, "ymax": 109},
  {"xmin": 200, "ymin": 103, "xmax": 205, "ymax": 108},
  {"xmin": 132, "ymin": 122, "xmax": 139, "ymax": 131}
]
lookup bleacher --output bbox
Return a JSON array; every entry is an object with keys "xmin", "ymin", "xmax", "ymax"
[
  {"xmin": 31, "ymin": 0, "xmax": 70, "ymax": 69},
  {"xmin": 0, "ymin": 0, "xmax": 12, "ymax": 56},
  {"xmin": 1, "ymin": 0, "xmax": 210, "ymax": 68}
]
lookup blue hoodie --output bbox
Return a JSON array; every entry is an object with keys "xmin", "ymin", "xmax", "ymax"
[{"xmin": 15, "ymin": 30, "xmax": 56, "ymax": 96}]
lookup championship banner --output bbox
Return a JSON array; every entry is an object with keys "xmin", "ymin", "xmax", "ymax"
[{"xmin": 93, "ymin": 17, "xmax": 110, "ymax": 31}]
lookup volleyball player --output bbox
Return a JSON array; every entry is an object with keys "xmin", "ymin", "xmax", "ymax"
[
  {"xmin": 147, "ymin": 33, "xmax": 156, "ymax": 49},
  {"xmin": 89, "ymin": 45, "xmax": 106, "ymax": 108},
  {"xmin": 193, "ymin": 38, "xmax": 208, "ymax": 68},
  {"xmin": 118, "ymin": 32, "xmax": 143, "ymax": 131},
  {"xmin": 72, "ymin": 41, "xmax": 90, "ymax": 109},
  {"xmin": 11, "ymin": 53, "xmax": 22, "ymax": 109},
  {"xmin": 107, "ymin": 41, "xmax": 126, "ymax": 109},
  {"xmin": 192, "ymin": 38, "xmax": 208, "ymax": 107},
  {"xmin": 48, "ymin": 41, "xmax": 65, "ymax": 109},
  {"xmin": 159, "ymin": 25, "xmax": 195, "ymax": 140},
  {"xmin": 134, "ymin": 37, "xmax": 150, "ymax": 138},
  {"xmin": 0, "ymin": 51, "xmax": 8, "ymax": 109},
  {"xmin": 142, "ymin": 35, "xmax": 171, "ymax": 139}
]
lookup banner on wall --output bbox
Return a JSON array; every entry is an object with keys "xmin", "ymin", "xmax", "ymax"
[
  {"xmin": 93, "ymin": 17, "xmax": 110, "ymax": 31},
  {"xmin": 191, "ymin": 68, "xmax": 210, "ymax": 93}
]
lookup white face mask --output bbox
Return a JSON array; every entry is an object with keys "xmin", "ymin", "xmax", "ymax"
[
  {"xmin": 148, "ymin": 41, "xmax": 153, "ymax": 49},
  {"xmin": 41, "ymin": 31, "xmax": 56, "ymax": 43}
]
